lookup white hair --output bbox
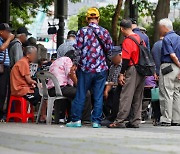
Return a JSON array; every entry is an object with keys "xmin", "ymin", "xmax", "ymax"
[{"xmin": 159, "ymin": 18, "xmax": 173, "ymax": 31}]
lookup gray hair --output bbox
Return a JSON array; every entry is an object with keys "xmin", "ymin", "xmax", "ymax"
[
  {"xmin": 24, "ymin": 46, "xmax": 37, "ymax": 56},
  {"xmin": 159, "ymin": 18, "xmax": 173, "ymax": 31}
]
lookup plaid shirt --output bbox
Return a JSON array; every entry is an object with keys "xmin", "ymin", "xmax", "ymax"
[
  {"xmin": 107, "ymin": 64, "xmax": 122, "ymax": 85},
  {"xmin": 74, "ymin": 23, "xmax": 113, "ymax": 73}
]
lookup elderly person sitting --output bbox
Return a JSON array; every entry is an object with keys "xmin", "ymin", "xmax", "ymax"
[
  {"xmin": 10, "ymin": 46, "xmax": 40, "ymax": 106},
  {"xmin": 48, "ymin": 50, "xmax": 92, "ymax": 123}
]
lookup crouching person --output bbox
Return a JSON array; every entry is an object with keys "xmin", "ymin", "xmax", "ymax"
[
  {"xmin": 102, "ymin": 46, "xmax": 122, "ymax": 126},
  {"xmin": 10, "ymin": 46, "xmax": 41, "ymax": 107}
]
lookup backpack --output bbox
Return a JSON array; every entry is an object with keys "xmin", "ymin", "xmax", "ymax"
[{"xmin": 127, "ymin": 36, "xmax": 155, "ymax": 76}]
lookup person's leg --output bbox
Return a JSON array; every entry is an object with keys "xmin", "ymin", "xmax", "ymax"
[
  {"xmin": 0, "ymin": 67, "xmax": 9, "ymax": 119},
  {"xmin": 159, "ymin": 64, "xmax": 175, "ymax": 124},
  {"xmin": 115, "ymin": 66, "xmax": 137, "ymax": 123},
  {"xmin": 70, "ymin": 70, "xmax": 92, "ymax": 122},
  {"xmin": 103, "ymin": 89, "xmax": 114, "ymax": 118},
  {"xmin": 61, "ymin": 85, "xmax": 77, "ymax": 100},
  {"xmin": 107, "ymin": 85, "xmax": 122, "ymax": 122},
  {"xmin": 129, "ymin": 72, "xmax": 145, "ymax": 126},
  {"xmin": 91, "ymin": 71, "xmax": 107, "ymax": 124},
  {"xmin": 171, "ymin": 64, "xmax": 180, "ymax": 124},
  {"xmin": 82, "ymin": 91, "xmax": 92, "ymax": 122}
]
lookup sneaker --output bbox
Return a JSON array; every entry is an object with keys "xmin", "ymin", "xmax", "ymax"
[
  {"xmin": 161, "ymin": 122, "xmax": 171, "ymax": 127},
  {"xmin": 92, "ymin": 123, "xmax": 101, "ymax": 128},
  {"xmin": 66, "ymin": 120, "xmax": 82, "ymax": 128}
]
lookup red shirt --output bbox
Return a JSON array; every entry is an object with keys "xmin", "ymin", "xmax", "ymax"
[{"xmin": 122, "ymin": 34, "xmax": 141, "ymax": 66}]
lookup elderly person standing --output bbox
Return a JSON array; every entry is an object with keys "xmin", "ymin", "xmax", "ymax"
[
  {"xmin": 57, "ymin": 30, "xmax": 76, "ymax": 58},
  {"xmin": 158, "ymin": 18, "xmax": 180, "ymax": 126},
  {"xmin": 0, "ymin": 23, "xmax": 14, "ymax": 121},
  {"xmin": 66, "ymin": 8, "xmax": 113, "ymax": 128},
  {"xmin": 9, "ymin": 27, "xmax": 32, "ymax": 68}
]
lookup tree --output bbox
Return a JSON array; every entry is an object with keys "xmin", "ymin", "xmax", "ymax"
[
  {"xmin": 153, "ymin": 0, "xmax": 170, "ymax": 42},
  {"xmin": 10, "ymin": 0, "xmax": 54, "ymax": 29},
  {"xmin": 112, "ymin": 0, "xmax": 123, "ymax": 45}
]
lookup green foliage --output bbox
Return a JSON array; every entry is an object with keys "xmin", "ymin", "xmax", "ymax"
[
  {"xmin": 173, "ymin": 19, "xmax": 180, "ymax": 33},
  {"xmin": 68, "ymin": 15, "xmax": 78, "ymax": 31},
  {"xmin": 10, "ymin": 0, "xmax": 54, "ymax": 29},
  {"xmin": 136, "ymin": 0, "xmax": 156, "ymax": 20}
]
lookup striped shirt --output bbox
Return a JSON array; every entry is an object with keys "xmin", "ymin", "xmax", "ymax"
[{"xmin": 0, "ymin": 37, "xmax": 10, "ymax": 66}]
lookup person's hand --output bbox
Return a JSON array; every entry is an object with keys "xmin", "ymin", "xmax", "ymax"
[
  {"xmin": 71, "ymin": 65, "xmax": 77, "ymax": 72},
  {"xmin": 154, "ymin": 73, "xmax": 159, "ymax": 81},
  {"xmin": 177, "ymin": 73, "xmax": 180, "ymax": 80},
  {"xmin": 8, "ymin": 33, "xmax": 15, "ymax": 41},
  {"xmin": 104, "ymin": 90, "xmax": 109, "ymax": 99},
  {"xmin": 119, "ymin": 74, "xmax": 125, "ymax": 86}
]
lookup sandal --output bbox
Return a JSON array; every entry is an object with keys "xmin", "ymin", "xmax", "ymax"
[{"xmin": 107, "ymin": 122, "xmax": 126, "ymax": 128}]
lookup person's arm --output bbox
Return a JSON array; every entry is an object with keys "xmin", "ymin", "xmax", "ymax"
[
  {"xmin": 25, "ymin": 75, "xmax": 37, "ymax": 87},
  {"xmin": 0, "ymin": 34, "xmax": 14, "ymax": 51},
  {"xmin": 104, "ymin": 85, "xmax": 112, "ymax": 99},
  {"xmin": 104, "ymin": 29, "xmax": 113, "ymax": 53},
  {"xmin": 69, "ymin": 65, "xmax": 78, "ymax": 85},
  {"xmin": 13, "ymin": 43, "xmax": 24, "ymax": 62},
  {"xmin": 170, "ymin": 53, "xmax": 180, "ymax": 68}
]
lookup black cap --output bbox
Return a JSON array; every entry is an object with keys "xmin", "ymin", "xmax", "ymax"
[
  {"xmin": 67, "ymin": 30, "xmax": 76, "ymax": 37},
  {"xmin": 0, "ymin": 23, "xmax": 12, "ymax": 31},
  {"xmin": 130, "ymin": 18, "xmax": 137, "ymax": 24},
  {"xmin": 17, "ymin": 27, "xmax": 32, "ymax": 35},
  {"xmin": 109, "ymin": 46, "xmax": 122, "ymax": 59}
]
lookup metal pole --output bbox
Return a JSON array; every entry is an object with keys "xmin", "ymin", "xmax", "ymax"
[
  {"xmin": 0, "ymin": 0, "xmax": 10, "ymax": 24},
  {"xmin": 57, "ymin": 16, "xmax": 65, "ymax": 49}
]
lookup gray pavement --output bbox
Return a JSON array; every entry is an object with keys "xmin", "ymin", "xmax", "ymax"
[{"xmin": 0, "ymin": 123, "xmax": 180, "ymax": 154}]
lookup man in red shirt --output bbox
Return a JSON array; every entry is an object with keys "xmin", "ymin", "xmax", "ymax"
[{"xmin": 109, "ymin": 19, "xmax": 145, "ymax": 128}]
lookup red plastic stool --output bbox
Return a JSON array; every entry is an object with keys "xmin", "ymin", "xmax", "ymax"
[{"xmin": 6, "ymin": 96, "xmax": 34, "ymax": 123}]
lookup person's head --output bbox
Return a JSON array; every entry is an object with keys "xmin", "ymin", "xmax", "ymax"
[
  {"xmin": 86, "ymin": 7, "xmax": 100, "ymax": 24},
  {"xmin": 64, "ymin": 50, "xmax": 76, "ymax": 61},
  {"xmin": 120, "ymin": 19, "xmax": 133, "ymax": 36},
  {"xmin": 130, "ymin": 18, "xmax": 138, "ymax": 29},
  {"xmin": 24, "ymin": 46, "xmax": 37, "ymax": 63},
  {"xmin": 27, "ymin": 37, "xmax": 37, "ymax": 46},
  {"xmin": 0, "ymin": 23, "xmax": 12, "ymax": 40},
  {"xmin": 51, "ymin": 53, "xmax": 57, "ymax": 62},
  {"xmin": 16, "ymin": 27, "xmax": 32, "ymax": 43},
  {"xmin": 109, "ymin": 46, "xmax": 122, "ymax": 65},
  {"xmin": 67, "ymin": 30, "xmax": 76, "ymax": 41},
  {"xmin": 159, "ymin": 18, "xmax": 173, "ymax": 36}
]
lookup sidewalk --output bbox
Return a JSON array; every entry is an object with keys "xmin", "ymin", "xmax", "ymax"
[{"xmin": 0, "ymin": 123, "xmax": 180, "ymax": 154}]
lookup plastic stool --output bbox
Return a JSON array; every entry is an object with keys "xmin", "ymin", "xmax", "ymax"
[{"xmin": 6, "ymin": 96, "xmax": 34, "ymax": 123}]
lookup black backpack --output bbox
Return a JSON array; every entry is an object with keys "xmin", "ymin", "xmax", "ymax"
[{"xmin": 127, "ymin": 36, "xmax": 155, "ymax": 76}]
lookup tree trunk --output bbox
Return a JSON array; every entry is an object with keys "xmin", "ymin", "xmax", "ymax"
[
  {"xmin": 118, "ymin": 0, "xmax": 130, "ymax": 45},
  {"xmin": 112, "ymin": 0, "xmax": 123, "ymax": 45},
  {"xmin": 153, "ymin": 0, "xmax": 170, "ymax": 42}
]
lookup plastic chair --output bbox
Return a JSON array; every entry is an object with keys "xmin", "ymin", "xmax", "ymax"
[
  {"xmin": 36, "ymin": 70, "xmax": 68, "ymax": 125},
  {"xmin": 6, "ymin": 96, "xmax": 34, "ymax": 123}
]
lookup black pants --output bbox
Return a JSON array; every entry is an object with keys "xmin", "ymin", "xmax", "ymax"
[
  {"xmin": 48, "ymin": 85, "xmax": 92, "ymax": 122},
  {"xmin": 0, "ymin": 66, "xmax": 10, "ymax": 119},
  {"xmin": 103, "ymin": 85, "xmax": 122, "ymax": 122},
  {"xmin": 24, "ymin": 87, "xmax": 41, "ymax": 106}
]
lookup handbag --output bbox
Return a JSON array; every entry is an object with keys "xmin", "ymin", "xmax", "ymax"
[
  {"xmin": 151, "ymin": 87, "xmax": 159, "ymax": 102},
  {"xmin": 0, "ymin": 50, "xmax": 6, "ymax": 74}
]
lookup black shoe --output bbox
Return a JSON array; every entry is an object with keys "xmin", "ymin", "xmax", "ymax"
[
  {"xmin": 161, "ymin": 122, "xmax": 171, "ymax": 127},
  {"xmin": 171, "ymin": 123, "xmax": 180, "ymax": 126},
  {"xmin": 101, "ymin": 119, "xmax": 112, "ymax": 126},
  {"xmin": 126, "ymin": 122, "xmax": 139, "ymax": 128}
]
